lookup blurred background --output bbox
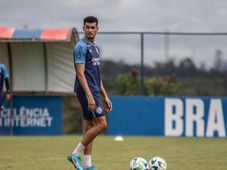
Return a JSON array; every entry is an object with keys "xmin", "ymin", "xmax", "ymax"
[{"xmin": 0, "ymin": 0, "xmax": 227, "ymax": 136}]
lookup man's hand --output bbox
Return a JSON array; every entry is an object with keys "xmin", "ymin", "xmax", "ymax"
[
  {"xmin": 104, "ymin": 96, "xmax": 112, "ymax": 112},
  {"xmin": 5, "ymin": 93, "xmax": 12, "ymax": 101},
  {"xmin": 87, "ymin": 94, "xmax": 96, "ymax": 112}
]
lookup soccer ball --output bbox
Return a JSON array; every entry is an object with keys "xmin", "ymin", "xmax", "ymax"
[
  {"xmin": 149, "ymin": 156, "xmax": 167, "ymax": 170},
  {"xmin": 129, "ymin": 157, "xmax": 149, "ymax": 170}
]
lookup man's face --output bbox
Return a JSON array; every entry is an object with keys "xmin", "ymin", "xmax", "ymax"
[{"xmin": 83, "ymin": 22, "xmax": 99, "ymax": 40}]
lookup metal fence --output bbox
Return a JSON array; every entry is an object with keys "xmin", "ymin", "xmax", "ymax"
[{"xmin": 79, "ymin": 32, "xmax": 227, "ymax": 95}]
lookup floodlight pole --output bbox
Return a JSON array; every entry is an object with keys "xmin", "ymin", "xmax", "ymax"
[{"xmin": 140, "ymin": 33, "xmax": 145, "ymax": 96}]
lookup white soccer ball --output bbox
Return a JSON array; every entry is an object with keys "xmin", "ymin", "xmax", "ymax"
[
  {"xmin": 129, "ymin": 157, "xmax": 149, "ymax": 170},
  {"xmin": 149, "ymin": 156, "xmax": 167, "ymax": 170}
]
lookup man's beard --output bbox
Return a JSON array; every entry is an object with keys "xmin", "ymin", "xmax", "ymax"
[
  {"xmin": 86, "ymin": 33, "xmax": 96, "ymax": 40},
  {"xmin": 87, "ymin": 35, "xmax": 95, "ymax": 40},
  {"xmin": 87, "ymin": 36, "xmax": 94, "ymax": 40}
]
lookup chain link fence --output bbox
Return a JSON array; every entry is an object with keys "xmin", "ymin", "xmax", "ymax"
[{"xmin": 78, "ymin": 32, "xmax": 227, "ymax": 96}]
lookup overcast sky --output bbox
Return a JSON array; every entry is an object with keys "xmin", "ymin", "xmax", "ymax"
[
  {"xmin": 1, "ymin": 0, "xmax": 227, "ymax": 68},
  {"xmin": 1, "ymin": 0, "xmax": 227, "ymax": 32}
]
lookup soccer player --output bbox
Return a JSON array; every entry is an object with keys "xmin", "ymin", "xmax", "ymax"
[
  {"xmin": 68, "ymin": 16, "xmax": 112, "ymax": 170},
  {"xmin": 0, "ymin": 63, "xmax": 11, "ymax": 109}
]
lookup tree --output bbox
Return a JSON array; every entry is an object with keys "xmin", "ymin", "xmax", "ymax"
[{"xmin": 114, "ymin": 69, "xmax": 140, "ymax": 95}]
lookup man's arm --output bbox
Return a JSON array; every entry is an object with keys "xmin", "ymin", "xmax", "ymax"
[
  {"xmin": 4, "ymin": 77, "xmax": 11, "ymax": 101},
  {"xmin": 100, "ymin": 81, "xmax": 112, "ymax": 112},
  {"xmin": 5, "ymin": 78, "xmax": 10, "ymax": 92},
  {"xmin": 75, "ymin": 63, "xmax": 96, "ymax": 112}
]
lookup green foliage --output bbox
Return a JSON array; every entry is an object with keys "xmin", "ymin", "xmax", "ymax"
[
  {"xmin": 101, "ymin": 59, "xmax": 227, "ymax": 96},
  {"xmin": 114, "ymin": 70, "xmax": 182, "ymax": 96},
  {"xmin": 145, "ymin": 75, "xmax": 182, "ymax": 96},
  {"xmin": 114, "ymin": 71, "xmax": 140, "ymax": 95}
]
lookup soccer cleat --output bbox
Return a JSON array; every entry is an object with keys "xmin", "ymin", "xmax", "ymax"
[
  {"xmin": 67, "ymin": 153, "xmax": 83, "ymax": 170},
  {"xmin": 84, "ymin": 165, "xmax": 97, "ymax": 170}
]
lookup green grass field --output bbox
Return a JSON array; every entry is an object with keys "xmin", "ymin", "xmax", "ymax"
[{"xmin": 0, "ymin": 135, "xmax": 227, "ymax": 170}]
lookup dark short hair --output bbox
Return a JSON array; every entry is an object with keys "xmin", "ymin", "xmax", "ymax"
[{"xmin": 83, "ymin": 16, "xmax": 98, "ymax": 26}]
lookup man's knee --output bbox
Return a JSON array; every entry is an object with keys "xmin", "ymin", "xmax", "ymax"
[
  {"xmin": 96, "ymin": 119, "xmax": 107, "ymax": 132},
  {"xmin": 83, "ymin": 120, "xmax": 96, "ymax": 132},
  {"xmin": 100, "ymin": 121, "xmax": 107, "ymax": 131},
  {"xmin": 84, "ymin": 125, "xmax": 93, "ymax": 132}
]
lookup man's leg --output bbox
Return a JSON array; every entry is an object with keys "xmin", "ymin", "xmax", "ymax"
[
  {"xmin": 69, "ymin": 116, "xmax": 107, "ymax": 170},
  {"xmin": 69, "ymin": 92, "xmax": 107, "ymax": 169},
  {"xmin": 83, "ymin": 119, "xmax": 95, "ymax": 169},
  {"xmin": 82, "ymin": 116, "xmax": 107, "ymax": 170},
  {"xmin": 81, "ymin": 115, "xmax": 107, "ymax": 146}
]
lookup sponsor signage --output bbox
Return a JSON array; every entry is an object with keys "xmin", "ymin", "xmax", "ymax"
[
  {"xmin": 0, "ymin": 96, "xmax": 63, "ymax": 135},
  {"xmin": 108, "ymin": 97, "xmax": 227, "ymax": 137}
]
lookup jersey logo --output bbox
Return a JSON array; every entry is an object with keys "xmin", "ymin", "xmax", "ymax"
[
  {"xmin": 96, "ymin": 106, "xmax": 103, "ymax": 114},
  {"xmin": 92, "ymin": 58, "xmax": 100, "ymax": 65},
  {"xmin": 88, "ymin": 47, "xmax": 99, "ymax": 55}
]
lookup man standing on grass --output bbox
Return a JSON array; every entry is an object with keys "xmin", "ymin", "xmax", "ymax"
[
  {"xmin": 68, "ymin": 16, "xmax": 112, "ymax": 170},
  {"xmin": 0, "ymin": 63, "xmax": 11, "ymax": 110}
]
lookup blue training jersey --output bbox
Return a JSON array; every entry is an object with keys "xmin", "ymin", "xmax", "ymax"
[
  {"xmin": 0, "ymin": 63, "xmax": 9, "ymax": 93},
  {"xmin": 74, "ymin": 39, "xmax": 101, "ymax": 93}
]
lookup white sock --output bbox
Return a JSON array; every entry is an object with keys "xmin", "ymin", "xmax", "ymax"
[
  {"xmin": 83, "ymin": 155, "xmax": 92, "ymax": 168},
  {"xmin": 72, "ymin": 142, "xmax": 85, "ymax": 156}
]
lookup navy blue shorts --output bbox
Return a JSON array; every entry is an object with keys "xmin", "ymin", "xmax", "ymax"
[{"xmin": 77, "ymin": 92, "xmax": 105, "ymax": 120}]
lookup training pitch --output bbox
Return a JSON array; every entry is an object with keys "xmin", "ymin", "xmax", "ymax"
[{"xmin": 0, "ymin": 135, "xmax": 227, "ymax": 170}]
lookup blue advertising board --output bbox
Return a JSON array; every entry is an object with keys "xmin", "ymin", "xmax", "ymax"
[
  {"xmin": 0, "ymin": 96, "xmax": 63, "ymax": 135},
  {"xmin": 108, "ymin": 96, "xmax": 227, "ymax": 138}
]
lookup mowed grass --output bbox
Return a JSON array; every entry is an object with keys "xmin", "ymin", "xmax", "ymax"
[{"xmin": 0, "ymin": 136, "xmax": 227, "ymax": 170}]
